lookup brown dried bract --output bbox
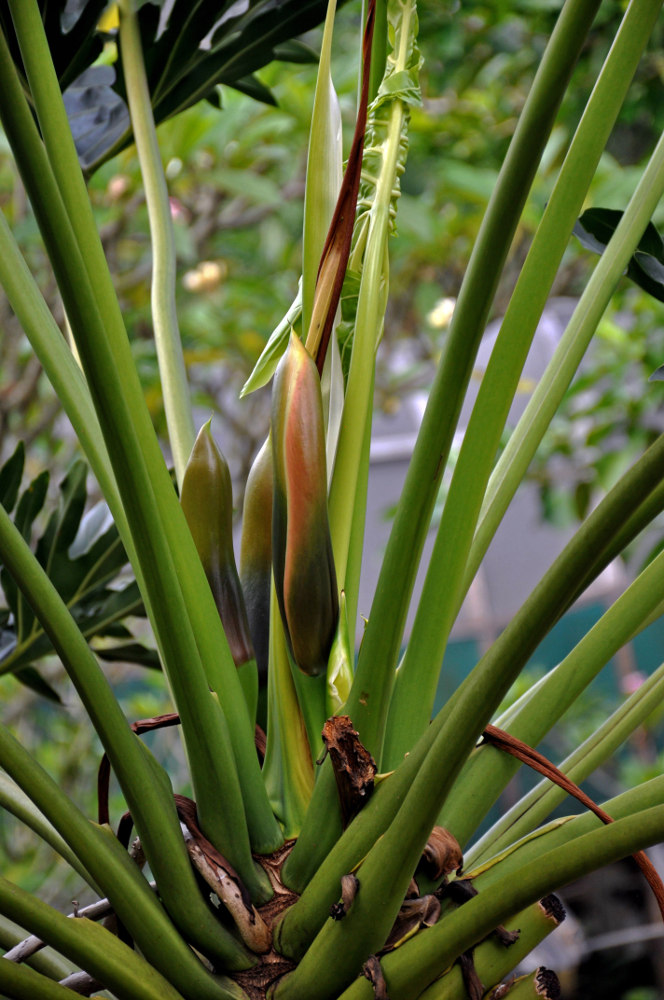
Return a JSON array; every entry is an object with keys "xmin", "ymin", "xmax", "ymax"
[
  {"xmin": 458, "ymin": 951, "xmax": 484, "ymax": 1000},
  {"xmin": 233, "ymin": 953, "xmax": 296, "ymax": 1000},
  {"xmin": 255, "ymin": 724, "xmax": 267, "ymax": 765},
  {"xmin": 362, "ymin": 955, "xmax": 389, "ymax": 1000},
  {"xmin": 535, "ymin": 967, "xmax": 561, "ymax": 999},
  {"xmin": 540, "ymin": 894, "xmax": 566, "ymax": 925},
  {"xmin": 255, "ymin": 839, "xmax": 299, "ymax": 927},
  {"xmin": 232, "ymin": 842, "xmax": 299, "ymax": 1000},
  {"xmin": 321, "ymin": 716, "xmax": 377, "ymax": 827},
  {"xmin": 419, "ymin": 826, "xmax": 463, "ymax": 882},
  {"xmin": 175, "ymin": 794, "xmax": 271, "ymax": 954},
  {"xmin": 330, "ymin": 873, "xmax": 360, "ymax": 920},
  {"xmin": 382, "ymin": 894, "xmax": 440, "ymax": 951},
  {"xmin": 493, "ymin": 924, "xmax": 520, "ymax": 947}
]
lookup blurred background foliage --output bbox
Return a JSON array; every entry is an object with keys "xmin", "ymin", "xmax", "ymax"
[{"xmin": 2, "ymin": 0, "xmax": 664, "ymax": 973}]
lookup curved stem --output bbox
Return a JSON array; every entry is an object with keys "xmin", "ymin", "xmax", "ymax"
[{"xmin": 333, "ymin": 806, "xmax": 664, "ymax": 1000}]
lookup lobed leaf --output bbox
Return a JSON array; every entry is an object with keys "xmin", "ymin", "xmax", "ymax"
[{"xmin": 574, "ymin": 206, "xmax": 664, "ymax": 301}]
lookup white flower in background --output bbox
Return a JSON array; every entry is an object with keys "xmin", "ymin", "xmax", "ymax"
[
  {"xmin": 427, "ymin": 296, "xmax": 456, "ymax": 329},
  {"xmin": 182, "ymin": 260, "xmax": 228, "ymax": 292}
]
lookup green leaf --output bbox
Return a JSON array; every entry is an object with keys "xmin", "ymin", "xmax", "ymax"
[
  {"xmin": 240, "ymin": 284, "xmax": 302, "ymax": 397},
  {"xmin": 95, "ymin": 641, "xmax": 161, "ymax": 669},
  {"xmin": 13, "ymin": 665, "xmax": 61, "ymax": 702},
  {"xmin": 0, "ymin": 0, "xmax": 345, "ymax": 174},
  {"xmin": 573, "ymin": 206, "xmax": 664, "ymax": 302},
  {"xmin": 229, "ymin": 73, "xmax": 278, "ymax": 107},
  {"xmin": 0, "ymin": 441, "xmax": 25, "ymax": 513},
  {"xmin": 0, "ymin": 0, "xmax": 106, "ymax": 93},
  {"xmin": 0, "ymin": 460, "xmax": 151, "ymax": 683}
]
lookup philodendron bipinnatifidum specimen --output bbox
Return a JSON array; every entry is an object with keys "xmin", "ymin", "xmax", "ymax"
[{"xmin": 1, "ymin": 1, "xmax": 664, "ymax": 999}]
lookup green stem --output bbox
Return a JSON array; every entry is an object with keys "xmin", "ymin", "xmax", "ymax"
[
  {"xmin": 0, "ymin": 876, "xmax": 188, "ymax": 1000},
  {"xmin": 470, "ymin": 69, "xmax": 664, "ymax": 590},
  {"xmin": 439, "ymin": 518, "xmax": 664, "ymax": 847},
  {"xmin": 342, "ymin": 368, "xmax": 374, "ymax": 639},
  {"xmin": 472, "ymin": 775, "xmax": 664, "ymax": 887},
  {"xmin": 0, "ymin": 725, "xmax": 242, "ymax": 1000},
  {"xmin": 282, "ymin": 517, "xmax": 664, "ymax": 986},
  {"xmin": 118, "ymin": 0, "xmax": 195, "ymax": 486},
  {"xmin": 333, "ymin": 806, "xmax": 664, "ymax": 1000},
  {"xmin": 351, "ymin": 0, "xmax": 601, "ymax": 758},
  {"xmin": 0, "ymin": 915, "xmax": 75, "ymax": 983},
  {"xmin": 0, "ymin": 773, "xmax": 95, "ymax": 889},
  {"xmin": 467, "ymin": 661, "xmax": 664, "ymax": 868},
  {"xmin": 381, "ymin": 0, "xmax": 664, "ymax": 769},
  {"xmin": 0, "ymin": 962, "xmax": 86, "ymax": 1000},
  {"xmin": 415, "ymin": 898, "xmax": 562, "ymax": 1000}
]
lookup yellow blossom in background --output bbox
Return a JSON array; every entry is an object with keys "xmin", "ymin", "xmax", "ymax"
[
  {"xmin": 182, "ymin": 260, "xmax": 228, "ymax": 293},
  {"xmin": 427, "ymin": 296, "xmax": 456, "ymax": 329}
]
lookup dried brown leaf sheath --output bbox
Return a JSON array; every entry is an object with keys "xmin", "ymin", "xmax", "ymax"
[
  {"xmin": 419, "ymin": 826, "xmax": 464, "ymax": 881},
  {"xmin": 362, "ymin": 955, "xmax": 389, "ymax": 1000},
  {"xmin": 175, "ymin": 795, "xmax": 271, "ymax": 954},
  {"xmin": 321, "ymin": 715, "xmax": 377, "ymax": 827}
]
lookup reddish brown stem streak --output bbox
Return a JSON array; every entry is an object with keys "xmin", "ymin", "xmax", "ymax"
[
  {"xmin": 482, "ymin": 723, "xmax": 664, "ymax": 921},
  {"xmin": 311, "ymin": 0, "xmax": 376, "ymax": 376}
]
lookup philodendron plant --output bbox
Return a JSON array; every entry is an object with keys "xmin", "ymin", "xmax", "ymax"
[{"xmin": 2, "ymin": 0, "xmax": 664, "ymax": 998}]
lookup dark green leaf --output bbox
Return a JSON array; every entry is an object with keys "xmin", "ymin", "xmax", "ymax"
[
  {"xmin": 573, "ymin": 207, "xmax": 664, "ymax": 302},
  {"xmin": 271, "ymin": 39, "xmax": 320, "ymax": 64},
  {"xmin": 35, "ymin": 461, "xmax": 88, "ymax": 598},
  {"xmin": 2, "ymin": 469, "xmax": 49, "ymax": 636},
  {"xmin": 0, "ymin": 0, "xmax": 106, "ymax": 95},
  {"xmin": 0, "ymin": 442, "xmax": 25, "ymax": 514},
  {"xmin": 0, "ymin": 459, "xmax": 150, "ymax": 691},
  {"xmin": 1, "ymin": 0, "xmax": 339, "ymax": 173},
  {"xmin": 14, "ymin": 470, "xmax": 49, "ymax": 542},
  {"xmin": 95, "ymin": 641, "xmax": 161, "ymax": 670},
  {"xmin": 63, "ymin": 65, "xmax": 130, "ymax": 172},
  {"xmin": 228, "ymin": 74, "xmax": 277, "ymax": 107},
  {"xmin": 14, "ymin": 666, "xmax": 62, "ymax": 703}
]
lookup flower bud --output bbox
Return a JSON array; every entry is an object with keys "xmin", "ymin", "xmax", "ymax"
[
  {"xmin": 181, "ymin": 422, "xmax": 253, "ymax": 667},
  {"xmin": 240, "ymin": 436, "xmax": 273, "ymax": 683},
  {"xmin": 272, "ymin": 334, "xmax": 338, "ymax": 676}
]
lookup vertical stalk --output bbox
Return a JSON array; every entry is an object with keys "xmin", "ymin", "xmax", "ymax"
[
  {"xmin": 118, "ymin": 0, "xmax": 195, "ymax": 486},
  {"xmin": 302, "ymin": 0, "xmax": 342, "ymax": 339},
  {"xmin": 263, "ymin": 587, "xmax": 315, "ymax": 837}
]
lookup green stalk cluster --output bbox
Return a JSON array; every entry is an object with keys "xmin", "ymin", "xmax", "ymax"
[{"xmin": 3, "ymin": 0, "xmax": 664, "ymax": 999}]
